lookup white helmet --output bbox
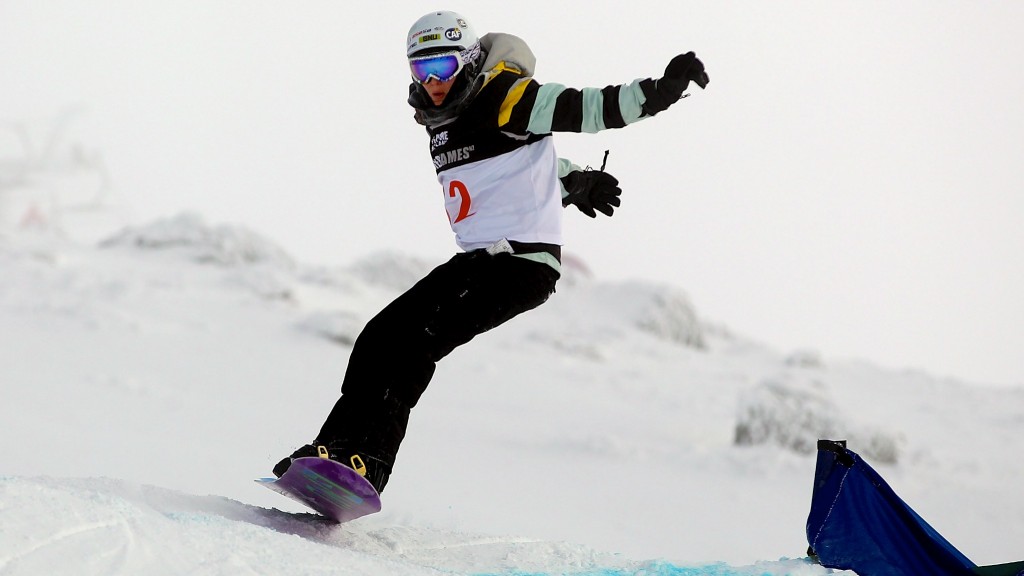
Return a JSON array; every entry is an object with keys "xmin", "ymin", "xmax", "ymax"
[{"xmin": 406, "ymin": 10, "xmax": 478, "ymax": 57}]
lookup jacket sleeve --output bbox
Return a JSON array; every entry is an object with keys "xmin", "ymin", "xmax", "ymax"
[{"xmin": 489, "ymin": 71, "xmax": 655, "ymax": 135}]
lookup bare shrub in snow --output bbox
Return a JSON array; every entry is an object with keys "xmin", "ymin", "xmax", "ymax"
[
  {"xmin": 851, "ymin": 429, "xmax": 902, "ymax": 465},
  {"xmin": 735, "ymin": 376, "xmax": 840, "ymax": 455},
  {"xmin": 735, "ymin": 375, "xmax": 903, "ymax": 464}
]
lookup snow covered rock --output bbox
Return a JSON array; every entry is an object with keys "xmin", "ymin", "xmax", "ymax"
[
  {"xmin": 595, "ymin": 282, "xmax": 706, "ymax": 349},
  {"xmin": 100, "ymin": 212, "xmax": 295, "ymax": 268},
  {"xmin": 296, "ymin": 310, "xmax": 363, "ymax": 346},
  {"xmin": 634, "ymin": 284, "xmax": 706, "ymax": 349},
  {"xmin": 785, "ymin": 349, "xmax": 825, "ymax": 369}
]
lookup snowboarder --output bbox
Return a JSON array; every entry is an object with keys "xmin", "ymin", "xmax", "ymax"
[{"xmin": 273, "ymin": 10, "xmax": 709, "ymax": 493}]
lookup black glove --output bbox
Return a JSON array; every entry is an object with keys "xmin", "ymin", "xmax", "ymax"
[
  {"xmin": 661, "ymin": 51, "xmax": 710, "ymax": 95},
  {"xmin": 642, "ymin": 52, "xmax": 709, "ymax": 116},
  {"xmin": 561, "ymin": 169, "xmax": 621, "ymax": 218}
]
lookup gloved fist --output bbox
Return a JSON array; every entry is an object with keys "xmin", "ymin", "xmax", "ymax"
[
  {"xmin": 658, "ymin": 52, "xmax": 709, "ymax": 100},
  {"xmin": 641, "ymin": 51, "xmax": 709, "ymax": 116},
  {"xmin": 561, "ymin": 169, "xmax": 622, "ymax": 218}
]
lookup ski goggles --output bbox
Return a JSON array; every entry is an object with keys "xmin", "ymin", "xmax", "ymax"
[{"xmin": 409, "ymin": 51, "xmax": 463, "ymax": 84}]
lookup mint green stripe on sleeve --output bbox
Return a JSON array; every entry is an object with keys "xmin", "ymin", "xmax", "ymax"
[
  {"xmin": 557, "ymin": 157, "xmax": 581, "ymax": 178},
  {"xmin": 526, "ymin": 83, "xmax": 566, "ymax": 135},
  {"xmin": 579, "ymin": 87, "xmax": 607, "ymax": 133},
  {"xmin": 619, "ymin": 78, "xmax": 650, "ymax": 125}
]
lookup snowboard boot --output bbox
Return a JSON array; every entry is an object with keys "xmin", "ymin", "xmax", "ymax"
[{"xmin": 273, "ymin": 442, "xmax": 392, "ymax": 494}]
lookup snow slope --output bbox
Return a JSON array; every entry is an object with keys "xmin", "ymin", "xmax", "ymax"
[{"xmin": 2, "ymin": 215, "xmax": 1022, "ymax": 575}]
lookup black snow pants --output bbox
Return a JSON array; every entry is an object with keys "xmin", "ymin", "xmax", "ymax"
[{"xmin": 316, "ymin": 248, "xmax": 559, "ymax": 473}]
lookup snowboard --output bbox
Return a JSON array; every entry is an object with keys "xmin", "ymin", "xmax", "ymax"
[{"xmin": 256, "ymin": 456, "xmax": 381, "ymax": 523}]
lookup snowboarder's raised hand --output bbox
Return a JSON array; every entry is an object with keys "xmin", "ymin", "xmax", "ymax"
[
  {"xmin": 643, "ymin": 52, "xmax": 709, "ymax": 116},
  {"xmin": 663, "ymin": 51, "xmax": 710, "ymax": 93},
  {"xmin": 561, "ymin": 169, "xmax": 622, "ymax": 218}
]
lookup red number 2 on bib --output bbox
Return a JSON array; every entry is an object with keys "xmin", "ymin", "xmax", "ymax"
[{"xmin": 447, "ymin": 180, "xmax": 475, "ymax": 224}]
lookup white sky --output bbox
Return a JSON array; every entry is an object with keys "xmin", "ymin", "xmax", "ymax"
[{"xmin": 2, "ymin": 1, "xmax": 1022, "ymax": 387}]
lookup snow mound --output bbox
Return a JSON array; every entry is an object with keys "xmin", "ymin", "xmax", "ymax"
[
  {"xmin": 0, "ymin": 476, "xmax": 831, "ymax": 576},
  {"xmin": 100, "ymin": 212, "xmax": 295, "ymax": 268},
  {"xmin": 292, "ymin": 251, "xmax": 709, "ymax": 354},
  {"xmin": 555, "ymin": 251, "xmax": 595, "ymax": 287},
  {"xmin": 346, "ymin": 250, "xmax": 435, "ymax": 292},
  {"xmin": 0, "ymin": 476, "xmax": 436, "ymax": 576},
  {"xmin": 734, "ymin": 373, "xmax": 903, "ymax": 464},
  {"xmin": 296, "ymin": 310, "xmax": 364, "ymax": 346},
  {"xmin": 591, "ymin": 282, "xmax": 706, "ymax": 349},
  {"xmin": 784, "ymin": 349, "xmax": 825, "ymax": 369},
  {"xmin": 540, "ymin": 281, "xmax": 706, "ymax": 354},
  {"xmin": 5, "ymin": 215, "xmax": 1022, "ymax": 570}
]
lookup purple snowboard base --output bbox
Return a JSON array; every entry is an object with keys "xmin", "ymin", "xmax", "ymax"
[{"xmin": 256, "ymin": 457, "xmax": 381, "ymax": 523}]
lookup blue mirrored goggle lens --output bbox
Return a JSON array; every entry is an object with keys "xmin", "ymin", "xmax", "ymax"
[{"xmin": 409, "ymin": 54, "xmax": 462, "ymax": 83}]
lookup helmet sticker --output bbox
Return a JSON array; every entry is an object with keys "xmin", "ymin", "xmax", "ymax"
[{"xmin": 445, "ymin": 28, "xmax": 462, "ymax": 41}]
